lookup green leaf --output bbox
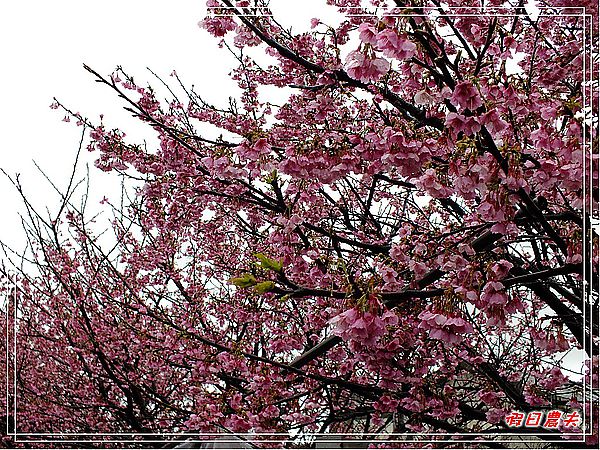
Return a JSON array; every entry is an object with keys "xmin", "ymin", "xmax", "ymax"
[
  {"xmin": 254, "ymin": 281, "xmax": 275, "ymax": 294},
  {"xmin": 229, "ymin": 273, "xmax": 257, "ymax": 288},
  {"xmin": 264, "ymin": 169, "xmax": 278, "ymax": 184},
  {"xmin": 253, "ymin": 253, "xmax": 283, "ymax": 273}
]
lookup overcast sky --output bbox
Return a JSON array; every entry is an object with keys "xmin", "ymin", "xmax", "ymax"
[
  {"xmin": 0, "ymin": 0, "xmax": 337, "ymax": 251},
  {"xmin": 0, "ymin": 1, "xmax": 198, "ymax": 248}
]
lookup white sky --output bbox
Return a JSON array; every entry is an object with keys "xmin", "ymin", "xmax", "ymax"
[
  {"xmin": 0, "ymin": 1, "xmax": 203, "ymax": 249},
  {"xmin": 0, "ymin": 0, "xmax": 336, "ymax": 251}
]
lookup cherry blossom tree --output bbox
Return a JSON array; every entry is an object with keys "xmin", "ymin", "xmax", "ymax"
[{"xmin": 1, "ymin": 0, "xmax": 599, "ymax": 448}]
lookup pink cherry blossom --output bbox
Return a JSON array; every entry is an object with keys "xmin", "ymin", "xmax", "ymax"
[
  {"xmin": 417, "ymin": 168, "xmax": 452, "ymax": 198},
  {"xmin": 198, "ymin": 16, "xmax": 236, "ymax": 37},
  {"xmin": 450, "ymin": 81, "xmax": 483, "ymax": 111},
  {"xmin": 358, "ymin": 23, "xmax": 378, "ymax": 45},
  {"xmin": 481, "ymin": 108, "xmax": 509, "ymax": 136},
  {"xmin": 329, "ymin": 307, "xmax": 388, "ymax": 347},
  {"xmin": 414, "ymin": 89, "xmax": 435, "ymax": 106},
  {"xmin": 445, "ymin": 112, "xmax": 481, "ymax": 136},
  {"xmin": 344, "ymin": 50, "xmax": 390, "ymax": 83},
  {"xmin": 488, "ymin": 260, "xmax": 513, "ymax": 280},
  {"xmin": 486, "ymin": 408, "xmax": 508, "ymax": 424},
  {"xmin": 417, "ymin": 310, "xmax": 473, "ymax": 344},
  {"xmin": 478, "ymin": 390, "xmax": 502, "ymax": 405},
  {"xmin": 482, "ymin": 281, "xmax": 508, "ymax": 306},
  {"xmin": 375, "ymin": 29, "xmax": 416, "ymax": 60}
]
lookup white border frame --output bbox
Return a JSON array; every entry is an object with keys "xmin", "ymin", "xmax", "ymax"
[{"xmin": 4, "ymin": 2, "xmax": 598, "ymax": 448}]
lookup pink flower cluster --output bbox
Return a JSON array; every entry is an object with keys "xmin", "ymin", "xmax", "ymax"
[
  {"xmin": 488, "ymin": 260, "xmax": 513, "ymax": 280},
  {"xmin": 417, "ymin": 168, "xmax": 452, "ymax": 198},
  {"xmin": 417, "ymin": 310, "xmax": 473, "ymax": 344},
  {"xmin": 235, "ymin": 138, "xmax": 271, "ymax": 162},
  {"xmin": 198, "ymin": 1, "xmax": 236, "ymax": 37},
  {"xmin": 478, "ymin": 390, "xmax": 503, "ymax": 406},
  {"xmin": 481, "ymin": 109, "xmax": 509, "ymax": 137},
  {"xmin": 375, "ymin": 29, "xmax": 417, "ymax": 60},
  {"xmin": 481, "ymin": 281, "xmax": 508, "ymax": 306},
  {"xmin": 531, "ymin": 328, "xmax": 570, "ymax": 353},
  {"xmin": 329, "ymin": 307, "xmax": 398, "ymax": 346},
  {"xmin": 345, "ymin": 50, "xmax": 390, "ymax": 84},
  {"xmin": 201, "ymin": 155, "xmax": 245, "ymax": 179},
  {"xmin": 445, "ymin": 112, "xmax": 481, "ymax": 137},
  {"xmin": 345, "ymin": 24, "xmax": 416, "ymax": 83},
  {"xmin": 198, "ymin": 16, "xmax": 236, "ymax": 37},
  {"xmin": 450, "ymin": 81, "xmax": 483, "ymax": 111},
  {"xmin": 539, "ymin": 367, "xmax": 569, "ymax": 390},
  {"xmin": 373, "ymin": 394, "xmax": 400, "ymax": 413},
  {"xmin": 358, "ymin": 23, "xmax": 416, "ymax": 60}
]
